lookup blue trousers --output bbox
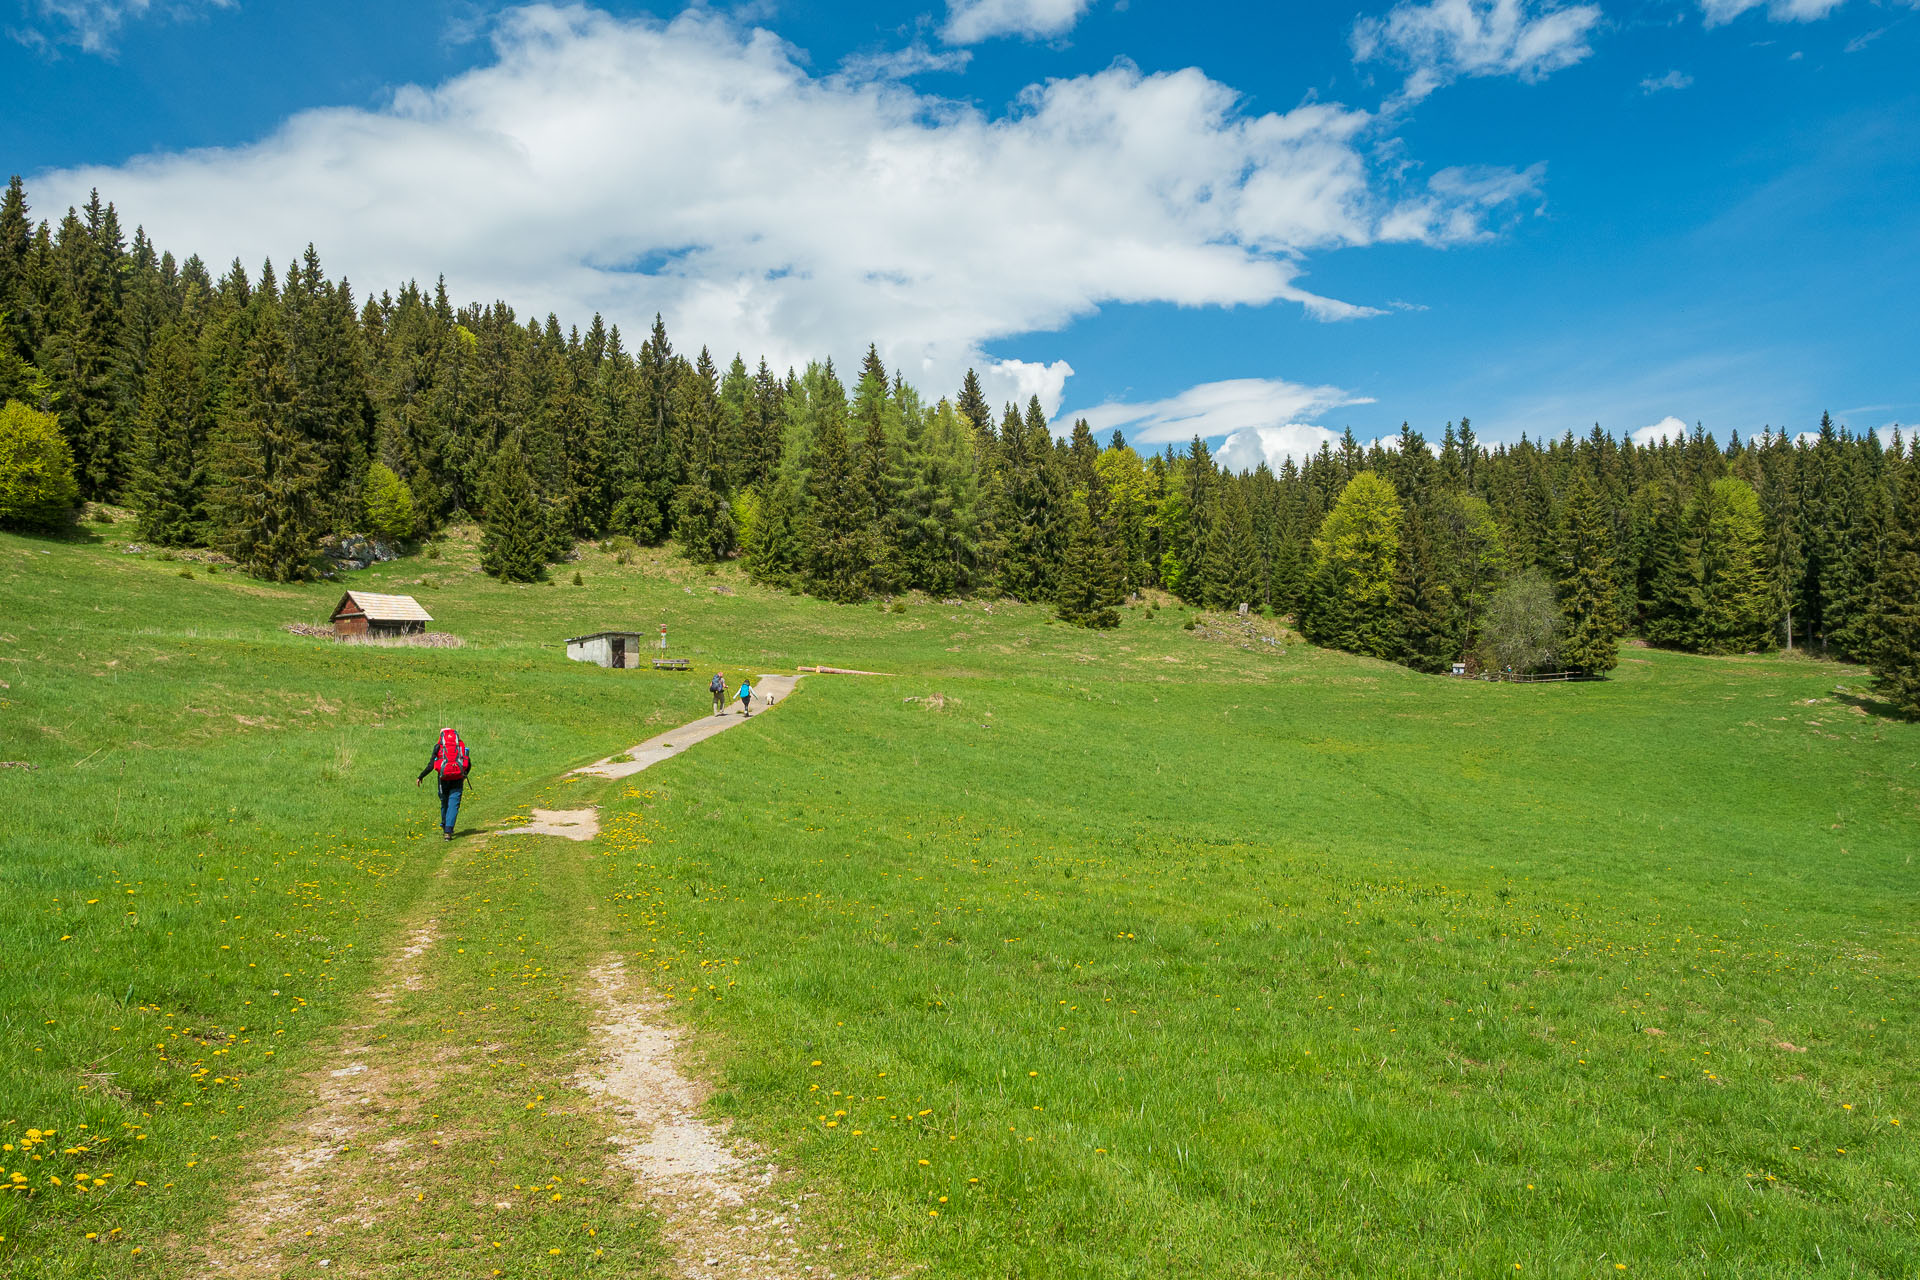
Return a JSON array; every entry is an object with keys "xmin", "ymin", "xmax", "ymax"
[{"xmin": 439, "ymin": 780, "xmax": 463, "ymax": 833}]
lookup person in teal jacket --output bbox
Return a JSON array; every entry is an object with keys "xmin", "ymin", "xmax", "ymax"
[{"xmin": 737, "ymin": 678, "xmax": 753, "ymax": 717}]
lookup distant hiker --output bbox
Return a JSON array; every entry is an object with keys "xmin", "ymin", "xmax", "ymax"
[
  {"xmin": 710, "ymin": 671, "xmax": 727, "ymax": 716},
  {"xmin": 416, "ymin": 726, "xmax": 471, "ymax": 840},
  {"xmin": 737, "ymin": 678, "xmax": 754, "ymax": 717}
]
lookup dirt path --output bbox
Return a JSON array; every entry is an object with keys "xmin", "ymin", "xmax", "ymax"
[
  {"xmin": 582, "ymin": 962, "xmax": 844, "ymax": 1280},
  {"xmin": 189, "ymin": 671, "xmax": 843, "ymax": 1279},
  {"xmin": 498, "ymin": 806, "xmax": 602, "ymax": 839},
  {"xmin": 574, "ymin": 674, "xmax": 804, "ymax": 780},
  {"xmin": 191, "ymin": 895, "xmax": 449, "ymax": 1277}
]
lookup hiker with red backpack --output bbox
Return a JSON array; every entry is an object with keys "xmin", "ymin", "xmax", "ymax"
[{"xmin": 416, "ymin": 727, "xmax": 472, "ymax": 840}]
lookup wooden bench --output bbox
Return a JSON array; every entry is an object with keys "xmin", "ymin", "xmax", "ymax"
[{"xmin": 651, "ymin": 657, "xmax": 690, "ymax": 671}]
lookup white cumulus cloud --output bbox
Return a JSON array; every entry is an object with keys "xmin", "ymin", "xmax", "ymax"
[
  {"xmin": 12, "ymin": 0, "xmax": 233, "ymax": 55},
  {"xmin": 1352, "ymin": 0, "xmax": 1603, "ymax": 104},
  {"xmin": 1214, "ymin": 425, "xmax": 1346, "ymax": 472},
  {"xmin": 1631, "ymin": 415, "xmax": 1690, "ymax": 445},
  {"xmin": 942, "ymin": 0, "xmax": 1093, "ymax": 45},
  {"xmin": 1066, "ymin": 378, "xmax": 1371, "ymax": 461},
  {"xmin": 35, "ymin": 5, "xmax": 1541, "ymax": 417}
]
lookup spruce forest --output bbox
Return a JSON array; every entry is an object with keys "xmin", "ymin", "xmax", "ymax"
[{"xmin": 3, "ymin": 179, "xmax": 1916, "ymax": 710}]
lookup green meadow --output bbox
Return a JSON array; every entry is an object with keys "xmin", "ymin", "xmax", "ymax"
[{"xmin": 1, "ymin": 515, "xmax": 1914, "ymax": 1278}]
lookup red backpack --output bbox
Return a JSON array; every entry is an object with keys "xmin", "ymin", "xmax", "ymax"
[{"xmin": 436, "ymin": 728, "xmax": 470, "ymax": 782}]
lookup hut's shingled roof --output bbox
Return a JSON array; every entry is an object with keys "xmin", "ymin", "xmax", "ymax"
[{"xmin": 334, "ymin": 592, "xmax": 433, "ymax": 623}]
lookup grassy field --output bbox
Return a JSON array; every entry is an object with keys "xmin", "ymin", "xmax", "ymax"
[{"xmin": 1, "ymin": 515, "xmax": 1914, "ymax": 1278}]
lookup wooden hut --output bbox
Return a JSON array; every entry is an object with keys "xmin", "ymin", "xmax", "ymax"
[
  {"xmin": 566, "ymin": 631, "xmax": 646, "ymax": 669},
  {"xmin": 330, "ymin": 591, "xmax": 432, "ymax": 638}
]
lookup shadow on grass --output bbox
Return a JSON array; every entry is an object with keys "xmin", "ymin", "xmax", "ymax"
[
  {"xmin": 7, "ymin": 515, "xmax": 108, "ymax": 546},
  {"xmin": 1833, "ymin": 687, "xmax": 1910, "ymax": 721}
]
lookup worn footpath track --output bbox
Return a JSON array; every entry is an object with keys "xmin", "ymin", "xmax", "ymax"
[{"xmin": 184, "ymin": 676, "xmax": 870, "ymax": 1280}]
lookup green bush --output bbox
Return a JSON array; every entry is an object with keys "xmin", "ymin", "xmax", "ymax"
[
  {"xmin": 362, "ymin": 461, "xmax": 416, "ymax": 540},
  {"xmin": 0, "ymin": 400, "xmax": 79, "ymax": 530}
]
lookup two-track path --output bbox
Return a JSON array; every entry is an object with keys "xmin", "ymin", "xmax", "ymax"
[{"xmin": 191, "ymin": 673, "xmax": 867, "ymax": 1280}]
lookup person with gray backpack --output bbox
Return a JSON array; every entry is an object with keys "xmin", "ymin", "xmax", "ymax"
[{"xmin": 709, "ymin": 671, "xmax": 727, "ymax": 715}]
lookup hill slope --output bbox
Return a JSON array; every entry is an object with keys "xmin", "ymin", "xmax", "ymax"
[{"xmin": 2, "ymin": 517, "xmax": 1915, "ymax": 1278}]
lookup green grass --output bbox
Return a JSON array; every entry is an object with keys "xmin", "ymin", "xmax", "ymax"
[{"xmin": 2, "ymin": 518, "xmax": 1914, "ymax": 1278}]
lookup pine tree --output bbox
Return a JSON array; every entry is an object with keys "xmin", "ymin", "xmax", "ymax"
[
  {"xmin": 1303, "ymin": 471, "xmax": 1403, "ymax": 660},
  {"xmin": 282, "ymin": 246, "xmax": 373, "ymax": 531},
  {"xmin": 955, "ymin": 369, "xmax": 992, "ymax": 448},
  {"xmin": 129, "ymin": 325, "xmax": 206, "ymax": 546},
  {"xmin": 1054, "ymin": 493, "xmax": 1124, "ymax": 628},
  {"xmin": 0, "ymin": 176, "xmax": 42, "ymax": 370},
  {"xmin": 479, "ymin": 436, "xmax": 548, "ymax": 582},
  {"xmin": 213, "ymin": 305, "xmax": 326, "ymax": 582},
  {"xmin": 1869, "ymin": 454, "xmax": 1920, "ymax": 715},
  {"xmin": 1196, "ymin": 480, "xmax": 1259, "ymax": 609},
  {"xmin": 1553, "ymin": 471, "xmax": 1622, "ymax": 673},
  {"xmin": 42, "ymin": 195, "xmax": 130, "ymax": 499},
  {"xmin": 1825, "ymin": 457, "xmax": 1888, "ymax": 662},
  {"xmin": 801, "ymin": 404, "xmax": 873, "ymax": 602},
  {"xmin": 993, "ymin": 399, "xmax": 1065, "ymax": 601},
  {"xmin": 743, "ymin": 468, "xmax": 804, "ymax": 584},
  {"xmin": 672, "ymin": 472, "xmax": 735, "ymax": 563},
  {"xmin": 898, "ymin": 398, "xmax": 981, "ymax": 595},
  {"xmin": 1641, "ymin": 484, "xmax": 1694, "ymax": 647},
  {"xmin": 1395, "ymin": 503, "xmax": 1457, "ymax": 672}
]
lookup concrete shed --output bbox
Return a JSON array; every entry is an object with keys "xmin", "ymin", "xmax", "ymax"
[
  {"xmin": 331, "ymin": 591, "xmax": 432, "ymax": 638},
  {"xmin": 567, "ymin": 631, "xmax": 646, "ymax": 669}
]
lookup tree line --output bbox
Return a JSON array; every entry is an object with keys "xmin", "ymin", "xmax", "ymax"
[{"xmin": 0, "ymin": 179, "xmax": 1914, "ymax": 711}]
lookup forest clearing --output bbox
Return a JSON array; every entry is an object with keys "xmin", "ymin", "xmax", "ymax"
[{"xmin": 1, "ymin": 518, "xmax": 1913, "ymax": 1279}]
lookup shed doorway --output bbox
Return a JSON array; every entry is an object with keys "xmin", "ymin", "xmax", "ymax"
[{"xmin": 611, "ymin": 636, "xmax": 627, "ymax": 669}]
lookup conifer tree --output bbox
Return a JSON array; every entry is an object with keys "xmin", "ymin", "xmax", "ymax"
[
  {"xmin": 853, "ymin": 394, "xmax": 904, "ymax": 591},
  {"xmin": 1395, "ymin": 503, "xmax": 1457, "ymax": 672},
  {"xmin": 744, "ymin": 467, "xmax": 804, "ymax": 584},
  {"xmin": 282, "ymin": 246, "xmax": 373, "ymax": 531},
  {"xmin": 1197, "ymin": 480, "xmax": 1259, "ymax": 609},
  {"xmin": 213, "ymin": 306, "xmax": 325, "ymax": 582},
  {"xmin": 993, "ymin": 399, "xmax": 1064, "ymax": 601},
  {"xmin": 672, "ymin": 470, "xmax": 735, "ymax": 563},
  {"xmin": 42, "ymin": 195, "xmax": 130, "ymax": 499},
  {"xmin": 1553, "ymin": 471, "xmax": 1622, "ymax": 673},
  {"xmin": 898, "ymin": 398, "xmax": 981, "ymax": 595},
  {"xmin": 1869, "ymin": 454, "xmax": 1920, "ymax": 715},
  {"xmin": 0, "ymin": 177, "xmax": 38, "ymax": 366},
  {"xmin": 1641, "ymin": 486, "xmax": 1692, "ymax": 645},
  {"xmin": 1824, "ymin": 458, "xmax": 1888, "ymax": 662},
  {"xmin": 129, "ymin": 325, "xmax": 206, "ymax": 546},
  {"xmin": 1054, "ymin": 493, "xmax": 1124, "ymax": 628},
  {"xmin": 955, "ymin": 369, "xmax": 992, "ymax": 447},
  {"xmin": 479, "ymin": 435, "xmax": 548, "ymax": 582},
  {"xmin": 801, "ymin": 404, "xmax": 874, "ymax": 602}
]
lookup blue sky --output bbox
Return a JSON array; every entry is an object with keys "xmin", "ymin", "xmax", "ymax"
[{"xmin": 5, "ymin": 0, "xmax": 1916, "ymax": 466}]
